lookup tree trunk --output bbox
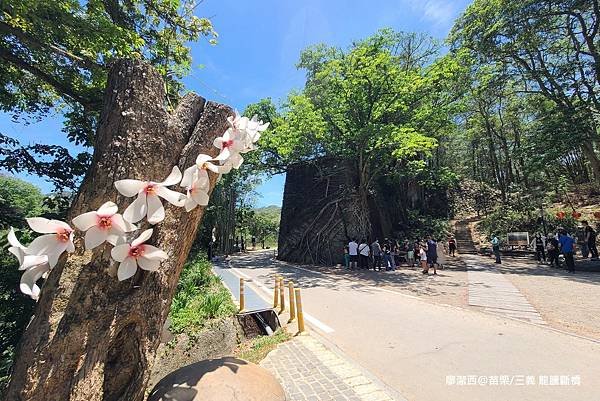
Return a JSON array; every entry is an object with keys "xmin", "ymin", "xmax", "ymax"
[
  {"xmin": 581, "ymin": 140, "xmax": 600, "ymax": 187},
  {"xmin": 6, "ymin": 59, "xmax": 233, "ymax": 401}
]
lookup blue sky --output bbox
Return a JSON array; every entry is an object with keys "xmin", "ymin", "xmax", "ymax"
[{"xmin": 0, "ymin": 0, "xmax": 472, "ymax": 207}]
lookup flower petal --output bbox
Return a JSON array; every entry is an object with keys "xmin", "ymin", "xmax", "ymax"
[
  {"xmin": 47, "ymin": 252, "xmax": 61, "ymax": 268},
  {"xmin": 132, "ymin": 229, "xmax": 153, "ymax": 247},
  {"xmin": 9, "ymin": 246, "xmax": 25, "ymax": 266},
  {"xmin": 20, "ymin": 263, "xmax": 49, "ymax": 300},
  {"xmin": 142, "ymin": 245, "xmax": 168, "ymax": 260},
  {"xmin": 106, "ymin": 232, "xmax": 126, "ymax": 246},
  {"xmin": 111, "ymin": 244, "xmax": 131, "ymax": 262},
  {"xmin": 160, "ymin": 166, "xmax": 182, "ymax": 187},
  {"xmin": 72, "ymin": 211, "xmax": 98, "ymax": 231},
  {"xmin": 117, "ymin": 257, "xmax": 138, "ymax": 281},
  {"xmin": 138, "ymin": 256, "xmax": 161, "ymax": 271},
  {"xmin": 191, "ymin": 189, "xmax": 210, "ymax": 206},
  {"xmin": 156, "ymin": 186, "xmax": 186, "ymax": 207},
  {"xmin": 8, "ymin": 227, "xmax": 24, "ymax": 249},
  {"xmin": 26, "ymin": 234, "xmax": 59, "ymax": 256},
  {"xmin": 26, "ymin": 217, "xmax": 57, "ymax": 234},
  {"xmin": 115, "ymin": 179, "xmax": 145, "ymax": 197},
  {"xmin": 184, "ymin": 197, "xmax": 197, "ymax": 212},
  {"xmin": 19, "ymin": 255, "xmax": 49, "ymax": 271},
  {"xmin": 181, "ymin": 165, "xmax": 196, "ymax": 188},
  {"xmin": 97, "ymin": 201, "xmax": 118, "ymax": 216},
  {"xmin": 146, "ymin": 194, "xmax": 165, "ymax": 224},
  {"xmin": 123, "ymin": 192, "xmax": 147, "ymax": 223},
  {"xmin": 111, "ymin": 214, "xmax": 136, "ymax": 233},
  {"xmin": 85, "ymin": 226, "xmax": 109, "ymax": 250}
]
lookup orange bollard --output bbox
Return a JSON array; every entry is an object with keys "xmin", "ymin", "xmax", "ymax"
[
  {"xmin": 273, "ymin": 276, "xmax": 279, "ymax": 308},
  {"xmin": 288, "ymin": 281, "xmax": 296, "ymax": 323},
  {"xmin": 239, "ymin": 278, "xmax": 245, "ymax": 312},
  {"xmin": 279, "ymin": 276, "xmax": 286, "ymax": 313},
  {"xmin": 295, "ymin": 288, "xmax": 305, "ymax": 333}
]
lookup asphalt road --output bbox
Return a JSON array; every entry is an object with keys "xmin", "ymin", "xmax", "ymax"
[{"xmin": 216, "ymin": 251, "xmax": 600, "ymax": 401}]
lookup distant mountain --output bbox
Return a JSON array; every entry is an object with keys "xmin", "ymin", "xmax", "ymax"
[{"xmin": 254, "ymin": 205, "xmax": 281, "ymax": 214}]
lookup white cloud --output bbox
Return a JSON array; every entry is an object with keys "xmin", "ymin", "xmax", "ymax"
[{"xmin": 421, "ymin": 0, "xmax": 457, "ymax": 26}]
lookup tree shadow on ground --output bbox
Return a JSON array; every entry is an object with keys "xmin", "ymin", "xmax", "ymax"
[{"xmin": 229, "ymin": 251, "xmax": 466, "ymax": 299}]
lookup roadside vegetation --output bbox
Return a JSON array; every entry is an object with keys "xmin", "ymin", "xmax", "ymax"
[
  {"xmin": 236, "ymin": 329, "xmax": 291, "ymax": 364},
  {"xmin": 168, "ymin": 254, "xmax": 237, "ymax": 337}
]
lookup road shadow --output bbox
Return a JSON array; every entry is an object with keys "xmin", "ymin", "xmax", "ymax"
[{"xmin": 229, "ymin": 251, "xmax": 466, "ymax": 300}]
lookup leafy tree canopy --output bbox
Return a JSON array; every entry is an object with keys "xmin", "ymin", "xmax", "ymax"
[{"xmin": 0, "ymin": 0, "xmax": 217, "ymax": 190}]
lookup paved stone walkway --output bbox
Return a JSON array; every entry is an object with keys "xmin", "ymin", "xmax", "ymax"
[
  {"xmin": 463, "ymin": 255, "xmax": 546, "ymax": 325},
  {"xmin": 261, "ymin": 335, "xmax": 395, "ymax": 401}
]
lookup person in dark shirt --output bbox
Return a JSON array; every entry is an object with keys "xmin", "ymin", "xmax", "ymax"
[
  {"xmin": 546, "ymin": 235, "xmax": 560, "ymax": 268},
  {"xmin": 582, "ymin": 221, "xmax": 598, "ymax": 259}
]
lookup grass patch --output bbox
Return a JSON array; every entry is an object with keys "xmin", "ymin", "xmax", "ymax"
[
  {"xmin": 169, "ymin": 253, "xmax": 237, "ymax": 336},
  {"xmin": 236, "ymin": 329, "xmax": 292, "ymax": 364}
]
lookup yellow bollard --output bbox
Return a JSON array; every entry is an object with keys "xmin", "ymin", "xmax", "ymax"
[
  {"xmin": 288, "ymin": 281, "xmax": 296, "ymax": 323},
  {"xmin": 279, "ymin": 277, "xmax": 286, "ymax": 313},
  {"xmin": 239, "ymin": 278, "xmax": 245, "ymax": 312},
  {"xmin": 295, "ymin": 288, "xmax": 305, "ymax": 333},
  {"xmin": 273, "ymin": 276, "xmax": 279, "ymax": 308}
]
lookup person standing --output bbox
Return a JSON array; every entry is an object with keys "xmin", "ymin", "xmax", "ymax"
[
  {"xmin": 358, "ymin": 239, "xmax": 370, "ymax": 270},
  {"xmin": 348, "ymin": 238, "xmax": 359, "ymax": 270},
  {"xmin": 558, "ymin": 229, "xmax": 576, "ymax": 273},
  {"xmin": 343, "ymin": 245, "xmax": 350, "ymax": 269},
  {"xmin": 582, "ymin": 221, "xmax": 598, "ymax": 260},
  {"xmin": 448, "ymin": 237, "xmax": 457, "ymax": 256},
  {"xmin": 419, "ymin": 245, "xmax": 428, "ymax": 274},
  {"xmin": 491, "ymin": 234, "xmax": 501, "ymax": 264},
  {"xmin": 426, "ymin": 237, "xmax": 438, "ymax": 274},
  {"xmin": 532, "ymin": 233, "xmax": 546, "ymax": 263},
  {"xmin": 546, "ymin": 234, "xmax": 560, "ymax": 268},
  {"xmin": 383, "ymin": 242, "xmax": 395, "ymax": 271},
  {"xmin": 371, "ymin": 239, "xmax": 382, "ymax": 271},
  {"xmin": 436, "ymin": 241, "xmax": 447, "ymax": 270},
  {"xmin": 406, "ymin": 243, "xmax": 415, "ymax": 267}
]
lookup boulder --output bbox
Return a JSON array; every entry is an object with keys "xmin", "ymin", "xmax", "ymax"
[{"xmin": 147, "ymin": 357, "xmax": 286, "ymax": 401}]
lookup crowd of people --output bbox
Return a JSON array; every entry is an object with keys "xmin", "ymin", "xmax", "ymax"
[
  {"xmin": 524, "ymin": 220, "xmax": 599, "ymax": 273},
  {"xmin": 343, "ymin": 236, "xmax": 458, "ymax": 275}
]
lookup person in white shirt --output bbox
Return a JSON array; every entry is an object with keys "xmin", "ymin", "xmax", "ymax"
[
  {"xmin": 348, "ymin": 239, "xmax": 359, "ymax": 270},
  {"xmin": 358, "ymin": 239, "xmax": 370, "ymax": 269},
  {"xmin": 419, "ymin": 245, "xmax": 428, "ymax": 274}
]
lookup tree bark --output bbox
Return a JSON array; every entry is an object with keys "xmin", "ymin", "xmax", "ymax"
[{"xmin": 5, "ymin": 59, "xmax": 233, "ymax": 401}]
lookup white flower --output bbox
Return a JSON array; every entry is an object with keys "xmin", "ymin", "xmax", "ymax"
[
  {"xmin": 7, "ymin": 227, "xmax": 51, "ymax": 300},
  {"xmin": 110, "ymin": 229, "xmax": 168, "ymax": 281},
  {"xmin": 72, "ymin": 201, "xmax": 137, "ymax": 250},
  {"xmin": 227, "ymin": 114, "xmax": 269, "ymax": 152},
  {"xmin": 182, "ymin": 170, "xmax": 210, "ymax": 212},
  {"xmin": 214, "ymin": 129, "xmax": 245, "ymax": 168},
  {"xmin": 114, "ymin": 166, "xmax": 186, "ymax": 225},
  {"xmin": 25, "ymin": 217, "xmax": 75, "ymax": 267},
  {"xmin": 181, "ymin": 154, "xmax": 232, "ymax": 190}
]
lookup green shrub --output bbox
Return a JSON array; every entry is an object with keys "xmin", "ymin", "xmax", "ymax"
[{"xmin": 169, "ymin": 254, "xmax": 237, "ymax": 335}]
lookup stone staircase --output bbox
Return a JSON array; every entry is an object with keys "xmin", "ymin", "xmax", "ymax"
[{"xmin": 454, "ymin": 217, "xmax": 479, "ymax": 254}]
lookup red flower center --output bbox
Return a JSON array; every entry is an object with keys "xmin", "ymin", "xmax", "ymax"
[
  {"xmin": 129, "ymin": 245, "xmax": 145, "ymax": 258},
  {"xmin": 223, "ymin": 139, "xmax": 234, "ymax": 148},
  {"xmin": 98, "ymin": 216, "xmax": 112, "ymax": 230},
  {"xmin": 145, "ymin": 184, "xmax": 157, "ymax": 195},
  {"xmin": 56, "ymin": 229, "xmax": 71, "ymax": 243}
]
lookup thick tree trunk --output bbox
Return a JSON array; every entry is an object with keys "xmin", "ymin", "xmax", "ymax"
[
  {"xmin": 581, "ymin": 140, "xmax": 600, "ymax": 187},
  {"xmin": 6, "ymin": 59, "xmax": 233, "ymax": 401}
]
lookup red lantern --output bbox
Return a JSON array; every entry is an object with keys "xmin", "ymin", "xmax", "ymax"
[
  {"xmin": 556, "ymin": 211, "xmax": 566, "ymax": 220},
  {"xmin": 594, "ymin": 211, "xmax": 600, "ymax": 219},
  {"xmin": 572, "ymin": 211, "xmax": 582, "ymax": 219}
]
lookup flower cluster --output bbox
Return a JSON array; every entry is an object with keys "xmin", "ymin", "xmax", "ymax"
[{"xmin": 7, "ymin": 114, "xmax": 268, "ymax": 300}]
